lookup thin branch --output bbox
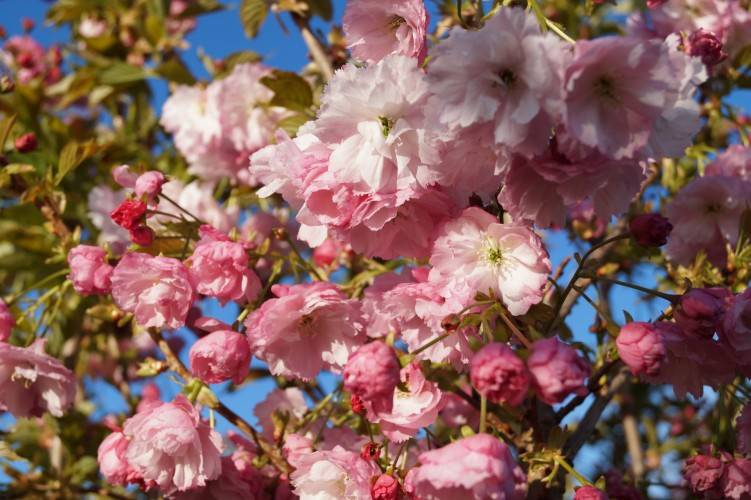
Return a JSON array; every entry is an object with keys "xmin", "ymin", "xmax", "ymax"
[{"xmin": 292, "ymin": 14, "xmax": 334, "ymax": 81}]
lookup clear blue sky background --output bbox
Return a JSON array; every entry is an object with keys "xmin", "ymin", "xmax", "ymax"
[{"xmin": 0, "ymin": 1, "xmax": 749, "ymax": 496}]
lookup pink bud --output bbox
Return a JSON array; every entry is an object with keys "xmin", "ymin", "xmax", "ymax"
[
  {"xmin": 313, "ymin": 238, "xmax": 343, "ymax": 268},
  {"xmin": 129, "ymin": 225, "xmax": 154, "ymax": 247},
  {"xmin": 189, "ymin": 330, "xmax": 251, "ymax": 384},
  {"xmin": 14, "ymin": 132, "xmax": 37, "ymax": 153},
  {"xmin": 574, "ymin": 486, "xmax": 609, "ymax": 500},
  {"xmin": 527, "ymin": 338, "xmax": 590, "ymax": 405},
  {"xmin": 134, "ymin": 171, "xmax": 166, "ymax": 200},
  {"xmin": 371, "ymin": 473, "xmax": 400, "ymax": 500},
  {"xmin": 110, "ymin": 199, "xmax": 147, "ymax": 230},
  {"xmin": 112, "ymin": 164, "xmax": 137, "ymax": 189},
  {"xmin": 343, "ymin": 342, "xmax": 401, "ymax": 414},
  {"xmin": 616, "ymin": 322, "xmax": 666, "ymax": 376},
  {"xmin": 629, "ymin": 214, "xmax": 672, "ymax": 247},
  {"xmin": 470, "ymin": 342, "xmax": 530, "ymax": 407},
  {"xmin": 646, "ymin": 0, "xmax": 667, "ymax": 7},
  {"xmin": 360, "ymin": 442, "xmax": 380, "ymax": 462},
  {"xmin": 686, "ymin": 29, "xmax": 727, "ymax": 68},
  {"xmin": 674, "ymin": 287, "xmax": 729, "ymax": 338}
]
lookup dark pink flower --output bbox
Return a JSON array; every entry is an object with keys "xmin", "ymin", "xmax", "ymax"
[
  {"xmin": 674, "ymin": 287, "xmax": 729, "ymax": 338},
  {"xmin": 343, "ymin": 341, "xmax": 400, "ymax": 414},
  {"xmin": 527, "ymin": 338, "xmax": 590, "ymax": 405},
  {"xmin": 371, "ymin": 473, "xmax": 400, "ymax": 500},
  {"xmin": 0, "ymin": 298, "xmax": 15, "ymax": 342},
  {"xmin": 470, "ymin": 342, "xmax": 530, "ymax": 407},
  {"xmin": 616, "ymin": 322, "xmax": 666, "ymax": 376},
  {"xmin": 684, "ymin": 453, "xmax": 724, "ymax": 495},
  {"xmin": 629, "ymin": 214, "xmax": 673, "ymax": 247},
  {"xmin": 574, "ymin": 486, "xmax": 609, "ymax": 500},
  {"xmin": 14, "ymin": 132, "xmax": 37, "ymax": 152},
  {"xmin": 110, "ymin": 199, "xmax": 148, "ymax": 231},
  {"xmin": 685, "ymin": 29, "xmax": 728, "ymax": 68},
  {"xmin": 189, "ymin": 330, "xmax": 251, "ymax": 384}
]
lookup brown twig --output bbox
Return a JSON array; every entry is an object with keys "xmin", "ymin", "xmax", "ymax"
[{"xmin": 292, "ymin": 14, "xmax": 334, "ymax": 81}]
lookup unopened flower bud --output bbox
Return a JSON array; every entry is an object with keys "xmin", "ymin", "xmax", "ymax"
[
  {"xmin": 351, "ymin": 394, "xmax": 366, "ymax": 414},
  {"xmin": 629, "ymin": 213, "xmax": 672, "ymax": 247},
  {"xmin": 21, "ymin": 18, "xmax": 34, "ymax": 33},
  {"xmin": 616, "ymin": 322, "xmax": 666, "ymax": 376},
  {"xmin": 129, "ymin": 225, "xmax": 154, "ymax": 247},
  {"xmin": 360, "ymin": 442, "xmax": 380, "ymax": 462},
  {"xmin": 470, "ymin": 342, "xmax": 530, "ymax": 407},
  {"xmin": 14, "ymin": 132, "xmax": 37, "ymax": 153},
  {"xmin": 371, "ymin": 473, "xmax": 400, "ymax": 500},
  {"xmin": 441, "ymin": 313, "xmax": 461, "ymax": 331},
  {"xmin": 574, "ymin": 486, "xmax": 609, "ymax": 500},
  {"xmin": 686, "ymin": 29, "xmax": 727, "ymax": 68}
]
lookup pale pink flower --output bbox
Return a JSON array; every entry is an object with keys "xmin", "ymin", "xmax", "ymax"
[
  {"xmin": 736, "ymin": 403, "xmax": 751, "ymax": 454},
  {"xmin": 0, "ymin": 299, "xmax": 14, "ymax": 342},
  {"xmin": 78, "ymin": 16, "xmax": 108, "ymax": 38},
  {"xmin": 0, "ymin": 339, "xmax": 76, "ymax": 418},
  {"xmin": 122, "ymin": 395, "xmax": 222, "ymax": 495},
  {"xmin": 3, "ymin": 36, "xmax": 47, "ymax": 83},
  {"xmin": 245, "ymin": 283, "xmax": 364, "ymax": 380},
  {"xmin": 647, "ymin": 322, "xmax": 734, "ymax": 398},
  {"xmin": 343, "ymin": 0, "xmax": 428, "ymax": 63},
  {"xmin": 674, "ymin": 287, "xmax": 730, "ymax": 338},
  {"xmin": 406, "ymin": 433, "xmax": 526, "ymax": 500},
  {"xmin": 439, "ymin": 392, "xmax": 480, "ymax": 429},
  {"xmin": 290, "ymin": 446, "xmax": 379, "ymax": 499},
  {"xmin": 665, "ymin": 175, "xmax": 749, "ymax": 268},
  {"xmin": 112, "ymin": 164, "xmax": 138, "ymax": 188},
  {"xmin": 563, "ymin": 36, "xmax": 703, "ymax": 159},
  {"xmin": 98, "ymin": 432, "xmax": 140, "ymax": 486},
  {"xmin": 283, "ymin": 433, "xmax": 313, "ymax": 468},
  {"xmin": 616, "ymin": 322, "xmax": 666, "ymax": 377},
  {"xmin": 498, "ymin": 140, "xmax": 645, "ymax": 228},
  {"xmin": 527, "ymin": 338, "xmax": 590, "ymax": 405},
  {"xmin": 343, "ymin": 341, "xmax": 400, "ymax": 414},
  {"xmin": 111, "ymin": 252, "xmax": 194, "ymax": 329},
  {"xmin": 173, "ymin": 456, "xmax": 269, "ymax": 500},
  {"xmin": 372, "ymin": 362, "xmax": 444, "ymax": 442},
  {"xmin": 67, "ymin": 245, "xmax": 113, "ymax": 296},
  {"xmin": 427, "ymin": 7, "xmax": 566, "ymax": 156},
  {"xmin": 161, "ymin": 85, "xmax": 221, "ymax": 164},
  {"xmin": 253, "ymin": 388, "xmax": 308, "ymax": 438},
  {"xmin": 430, "ymin": 207, "xmax": 551, "ymax": 316},
  {"xmin": 134, "ymin": 171, "xmax": 166, "ymax": 200},
  {"xmin": 189, "ymin": 330, "xmax": 250, "ymax": 384},
  {"xmin": 304, "ymin": 55, "xmax": 441, "ymax": 196},
  {"xmin": 186, "ymin": 226, "xmax": 261, "ymax": 305},
  {"xmin": 707, "ymin": 145, "xmax": 751, "ymax": 179},
  {"xmin": 470, "ymin": 342, "xmax": 530, "ymax": 407}
]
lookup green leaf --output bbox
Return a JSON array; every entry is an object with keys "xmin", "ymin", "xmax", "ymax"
[
  {"xmin": 155, "ymin": 56, "xmax": 197, "ymax": 85},
  {"xmin": 55, "ymin": 141, "xmax": 99, "ymax": 185},
  {"xmin": 240, "ymin": 0, "xmax": 269, "ymax": 38},
  {"xmin": 307, "ymin": 0, "xmax": 333, "ymax": 20},
  {"xmin": 260, "ymin": 70, "xmax": 313, "ymax": 113},
  {"xmin": 277, "ymin": 113, "xmax": 311, "ymax": 136},
  {"xmin": 99, "ymin": 62, "xmax": 151, "ymax": 85}
]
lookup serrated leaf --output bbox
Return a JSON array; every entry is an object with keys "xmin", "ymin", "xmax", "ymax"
[
  {"xmin": 277, "ymin": 113, "xmax": 311, "ymax": 136},
  {"xmin": 240, "ymin": 0, "xmax": 269, "ymax": 38},
  {"xmin": 155, "ymin": 56, "xmax": 196, "ymax": 85},
  {"xmin": 261, "ymin": 71, "xmax": 313, "ymax": 113},
  {"xmin": 55, "ymin": 141, "xmax": 98, "ymax": 185},
  {"xmin": 99, "ymin": 62, "xmax": 151, "ymax": 85}
]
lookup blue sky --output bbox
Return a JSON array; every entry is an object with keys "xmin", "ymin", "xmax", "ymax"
[{"xmin": 1, "ymin": 0, "xmax": 749, "ymax": 495}]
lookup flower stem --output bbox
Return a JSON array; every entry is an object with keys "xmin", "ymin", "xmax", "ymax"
[
  {"xmin": 479, "ymin": 395, "xmax": 488, "ymax": 434},
  {"xmin": 555, "ymin": 455, "xmax": 593, "ymax": 486}
]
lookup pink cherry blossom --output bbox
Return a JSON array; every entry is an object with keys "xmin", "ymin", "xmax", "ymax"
[
  {"xmin": 0, "ymin": 298, "xmax": 15, "ymax": 342},
  {"xmin": 122, "ymin": 395, "xmax": 223, "ymax": 495},
  {"xmin": 283, "ymin": 433, "xmax": 313, "ymax": 468},
  {"xmin": 343, "ymin": 0, "xmax": 428, "ymax": 63},
  {"xmin": 616, "ymin": 322, "xmax": 666, "ymax": 376},
  {"xmin": 67, "ymin": 244, "xmax": 113, "ymax": 296},
  {"xmin": 0, "ymin": 339, "xmax": 76, "ymax": 418},
  {"xmin": 189, "ymin": 330, "xmax": 251, "ymax": 384},
  {"xmin": 430, "ymin": 207, "xmax": 551, "ymax": 316},
  {"xmin": 406, "ymin": 433, "xmax": 526, "ymax": 500},
  {"xmin": 427, "ymin": 7, "xmax": 567, "ymax": 156},
  {"xmin": 290, "ymin": 446, "xmax": 379, "ymax": 499},
  {"xmin": 172, "ymin": 456, "xmax": 269, "ymax": 500},
  {"xmin": 112, "ymin": 164, "xmax": 137, "ymax": 188},
  {"xmin": 470, "ymin": 342, "xmax": 530, "ymax": 407},
  {"xmin": 563, "ymin": 36, "xmax": 704, "ymax": 159},
  {"xmin": 575, "ymin": 486, "xmax": 610, "ymax": 500},
  {"xmin": 372, "ymin": 362, "xmax": 444, "ymax": 442},
  {"xmin": 499, "ymin": 139, "xmax": 645, "ymax": 228},
  {"xmin": 186, "ymin": 226, "xmax": 261, "ymax": 305},
  {"xmin": 253, "ymin": 388, "xmax": 308, "ymax": 439},
  {"xmin": 707, "ymin": 145, "xmax": 751, "ymax": 179},
  {"xmin": 134, "ymin": 171, "xmax": 166, "ymax": 200},
  {"xmin": 371, "ymin": 473, "xmax": 400, "ymax": 500},
  {"xmin": 527, "ymin": 338, "xmax": 590, "ymax": 405},
  {"xmin": 97, "ymin": 432, "xmax": 141, "ymax": 486},
  {"xmin": 647, "ymin": 322, "xmax": 734, "ymax": 398},
  {"xmin": 674, "ymin": 287, "xmax": 729, "ymax": 338},
  {"xmin": 343, "ymin": 341, "xmax": 400, "ymax": 414},
  {"xmin": 665, "ymin": 175, "xmax": 749, "ymax": 268},
  {"xmin": 111, "ymin": 252, "xmax": 194, "ymax": 329},
  {"xmin": 684, "ymin": 453, "xmax": 724, "ymax": 496},
  {"xmin": 245, "ymin": 282, "xmax": 364, "ymax": 380}
]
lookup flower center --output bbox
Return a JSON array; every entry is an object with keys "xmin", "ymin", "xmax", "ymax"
[
  {"xmin": 481, "ymin": 239, "xmax": 505, "ymax": 267},
  {"xmin": 387, "ymin": 15, "xmax": 406, "ymax": 31},
  {"xmin": 298, "ymin": 314, "xmax": 316, "ymax": 334},
  {"xmin": 594, "ymin": 76, "xmax": 618, "ymax": 101},
  {"xmin": 378, "ymin": 115, "xmax": 395, "ymax": 137}
]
